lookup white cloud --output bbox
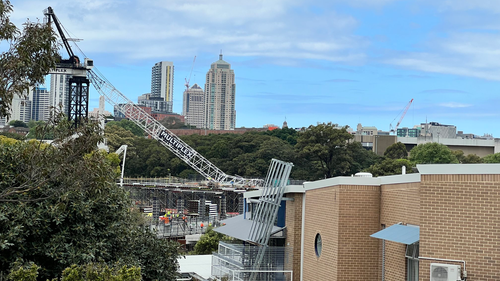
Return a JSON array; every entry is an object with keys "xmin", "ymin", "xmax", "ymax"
[
  {"xmin": 439, "ymin": 102, "xmax": 472, "ymax": 108},
  {"xmin": 9, "ymin": 0, "xmax": 366, "ymax": 64}
]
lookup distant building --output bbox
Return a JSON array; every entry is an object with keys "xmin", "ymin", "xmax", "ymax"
[
  {"xmin": 182, "ymin": 84, "xmax": 205, "ymax": 129},
  {"xmin": 397, "ymin": 127, "xmax": 421, "ymax": 137},
  {"xmin": 204, "ymin": 53, "xmax": 236, "ymax": 130},
  {"xmin": 31, "ymin": 87, "xmax": 50, "ymax": 121},
  {"xmin": 151, "ymin": 61, "xmax": 174, "ymax": 113},
  {"xmin": 49, "ymin": 73, "xmax": 71, "ymax": 114},
  {"xmin": 356, "ymin": 123, "xmax": 378, "ymax": 136},
  {"xmin": 419, "ymin": 121, "xmax": 457, "ymax": 139},
  {"xmin": 138, "ymin": 93, "xmax": 171, "ymax": 113}
]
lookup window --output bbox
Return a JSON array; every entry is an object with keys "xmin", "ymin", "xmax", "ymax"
[
  {"xmin": 405, "ymin": 242, "xmax": 419, "ymax": 281},
  {"xmin": 314, "ymin": 233, "xmax": 322, "ymax": 257}
]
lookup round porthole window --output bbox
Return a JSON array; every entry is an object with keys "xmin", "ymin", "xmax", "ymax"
[{"xmin": 315, "ymin": 233, "xmax": 322, "ymax": 257}]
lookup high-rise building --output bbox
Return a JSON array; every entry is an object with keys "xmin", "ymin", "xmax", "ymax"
[
  {"xmin": 182, "ymin": 83, "xmax": 205, "ymax": 128},
  {"xmin": 31, "ymin": 87, "xmax": 51, "ymax": 121},
  {"xmin": 151, "ymin": 61, "xmax": 174, "ymax": 113},
  {"xmin": 204, "ymin": 53, "xmax": 236, "ymax": 130},
  {"xmin": 49, "ymin": 73, "xmax": 71, "ymax": 114}
]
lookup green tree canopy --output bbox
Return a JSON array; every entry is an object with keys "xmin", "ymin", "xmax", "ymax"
[
  {"xmin": 409, "ymin": 142, "xmax": 459, "ymax": 164},
  {"xmin": 365, "ymin": 158, "xmax": 414, "ymax": 177},
  {"xmin": 193, "ymin": 226, "xmax": 230, "ymax": 255},
  {"xmin": 483, "ymin": 152, "xmax": 500, "ymax": 163},
  {"xmin": 0, "ymin": 120, "xmax": 180, "ymax": 280},
  {"xmin": 384, "ymin": 142, "xmax": 408, "ymax": 159},
  {"xmin": 0, "ymin": 0, "xmax": 58, "ymax": 118},
  {"xmin": 8, "ymin": 120, "xmax": 27, "ymax": 128},
  {"xmin": 105, "ymin": 119, "xmax": 144, "ymax": 137},
  {"xmin": 295, "ymin": 122, "xmax": 354, "ymax": 178}
]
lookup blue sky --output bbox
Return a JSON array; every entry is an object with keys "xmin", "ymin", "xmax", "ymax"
[{"xmin": 9, "ymin": 0, "xmax": 500, "ymax": 136}]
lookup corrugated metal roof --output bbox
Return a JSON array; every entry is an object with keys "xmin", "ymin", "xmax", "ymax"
[
  {"xmin": 370, "ymin": 224, "xmax": 419, "ymax": 245},
  {"xmin": 214, "ymin": 215, "xmax": 283, "ymax": 243}
]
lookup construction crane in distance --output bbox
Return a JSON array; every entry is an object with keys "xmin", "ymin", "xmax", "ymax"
[
  {"xmin": 45, "ymin": 7, "xmax": 261, "ymax": 188},
  {"xmin": 390, "ymin": 98, "xmax": 414, "ymax": 134},
  {"xmin": 184, "ymin": 56, "xmax": 197, "ymax": 91},
  {"xmin": 44, "ymin": 7, "xmax": 93, "ymax": 128}
]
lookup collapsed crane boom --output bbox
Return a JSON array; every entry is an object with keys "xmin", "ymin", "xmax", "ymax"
[{"xmin": 87, "ymin": 70, "xmax": 260, "ymax": 187}]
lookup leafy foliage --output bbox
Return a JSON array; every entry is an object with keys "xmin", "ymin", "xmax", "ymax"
[
  {"xmin": 384, "ymin": 142, "xmax": 408, "ymax": 159},
  {"xmin": 192, "ymin": 226, "xmax": 230, "ymax": 255},
  {"xmin": 8, "ymin": 120, "xmax": 27, "ymax": 128},
  {"xmin": 409, "ymin": 142, "xmax": 459, "ymax": 164},
  {"xmin": 0, "ymin": 0, "xmax": 58, "ymax": 118},
  {"xmin": 483, "ymin": 152, "xmax": 500, "ymax": 163},
  {"xmin": 365, "ymin": 158, "xmax": 414, "ymax": 177},
  {"xmin": 105, "ymin": 120, "xmax": 144, "ymax": 137},
  {"xmin": 0, "ymin": 119, "xmax": 180, "ymax": 281}
]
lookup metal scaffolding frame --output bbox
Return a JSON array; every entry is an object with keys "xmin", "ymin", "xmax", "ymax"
[{"xmin": 247, "ymin": 159, "xmax": 293, "ymax": 281}]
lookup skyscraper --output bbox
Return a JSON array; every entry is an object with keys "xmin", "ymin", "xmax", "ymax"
[
  {"xmin": 151, "ymin": 61, "xmax": 174, "ymax": 113},
  {"xmin": 31, "ymin": 87, "xmax": 50, "ymax": 121},
  {"xmin": 204, "ymin": 53, "xmax": 236, "ymax": 130},
  {"xmin": 182, "ymin": 83, "xmax": 205, "ymax": 128},
  {"xmin": 49, "ymin": 73, "xmax": 71, "ymax": 114}
]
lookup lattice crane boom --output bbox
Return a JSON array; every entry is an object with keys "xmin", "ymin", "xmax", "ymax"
[
  {"xmin": 87, "ymin": 70, "xmax": 261, "ymax": 187},
  {"xmin": 390, "ymin": 98, "xmax": 414, "ymax": 133}
]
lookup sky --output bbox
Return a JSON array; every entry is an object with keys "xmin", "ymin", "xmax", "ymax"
[{"xmin": 8, "ymin": 0, "xmax": 500, "ymax": 136}]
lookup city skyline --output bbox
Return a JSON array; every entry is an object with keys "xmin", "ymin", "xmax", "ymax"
[{"xmin": 8, "ymin": 1, "xmax": 500, "ymax": 136}]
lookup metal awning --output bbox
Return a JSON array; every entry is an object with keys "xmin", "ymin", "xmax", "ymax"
[
  {"xmin": 370, "ymin": 224, "xmax": 419, "ymax": 245},
  {"xmin": 214, "ymin": 215, "xmax": 284, "ymax": 243}
]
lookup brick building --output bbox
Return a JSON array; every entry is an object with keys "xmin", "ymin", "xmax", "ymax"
[{"xmin": 214, "ymin": 163, "xmax": 500, "ymax": 281}]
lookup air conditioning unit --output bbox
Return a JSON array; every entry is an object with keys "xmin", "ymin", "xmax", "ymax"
[{"xmin": 430, "ymin": 263, "xmax": 461, "ymax": 281}]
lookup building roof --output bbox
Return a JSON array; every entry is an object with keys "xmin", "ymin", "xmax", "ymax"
[
  {"xmin": 417, "ymin": 163, "xmax": 500, "ymax": 175},
  {"xmin": 177, "ymin": 255, "xmax": 212, "ymax": 280}
]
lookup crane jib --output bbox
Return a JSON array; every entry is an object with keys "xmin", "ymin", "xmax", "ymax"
[{"xmin": 158, "ymin": 130, "xmax": 194, "ymax": 159}]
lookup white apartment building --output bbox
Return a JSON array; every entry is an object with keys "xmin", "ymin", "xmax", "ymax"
[{"xmin": 182, "ymin": 83, "xmax": 205, "ymax": 129}]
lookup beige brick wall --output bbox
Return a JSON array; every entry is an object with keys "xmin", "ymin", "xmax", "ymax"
[
  {"xmin": 302, "ymin": 185, "xmax": 380, "ymax": 281},
  {"xmin": 419, "ymin": 174, "xmax": 500, "ymax": 281},
  {"xmin": 285, "ymin": 193, "xmax": 303, "ymax": 281},
  {"xmin": 379, "ymin": 182, "xmax": 420, "ymax": 281}
]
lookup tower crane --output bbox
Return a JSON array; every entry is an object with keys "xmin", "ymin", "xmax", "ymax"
[
  {"xmin": 390, "ymin": 98, "xmax": 414, "ymax": 134},
  {"xmin": 45, "ymin": 7, "xmax": 261, "ymax": 187},
  {"xmin": 44, "ymin": 7, "xmax": 93, "ymax": 128},
  {"xmin": 184, "ymin": 56, "xmax": 196, "ymax": 91}
]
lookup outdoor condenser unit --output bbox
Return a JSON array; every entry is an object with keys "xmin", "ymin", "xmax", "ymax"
[{"xmin": 430, "ymin": 263, "xmax": 461, "ymax": 281}]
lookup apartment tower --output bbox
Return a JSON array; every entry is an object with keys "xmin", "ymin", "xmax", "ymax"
[
  {"xmin": 204, "ymin": 53, "xmax": 236, "ymax": 130},
  {"xmin": 182, "ymin": 83, "xmax": 205, "ymax": 129},
  {"xmin": 49, "ymin": 74, "xmax": 71, "ymax": 114},
  {"xmin": 151, "ymin": 61, "xmax": 174, "ymax": 113}
]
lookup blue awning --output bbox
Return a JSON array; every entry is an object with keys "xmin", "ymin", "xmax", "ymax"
[{"xmin": 370, "ymin": 224, "xmax": 419, "ymax": 245}]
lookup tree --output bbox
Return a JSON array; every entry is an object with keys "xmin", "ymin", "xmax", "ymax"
[
  {"xmin": 0, "ymin": 0, "xmax": 58, "ymax": 118},
  {"xmin": 483, "ymin": 152, "xmax": 500, "ymax": 163},
  {"xmin": 365, "ymin": 158, "xmax": 414, "ymax": 177},
  {"xmin": 295, "ymin": 122, "xmax": 354, "ymax": 178},
  {"xmin": 105, "ymin": 120, "xmax": 144, "ymax": 137},
  {"xmin": 0, "ymin": 120, "xmax": 180, "ymax": 280},
  {"xmin": 8, "ymin": 120, "xmax": 27, "ymax": 128},
  {"xmin": 384, "ymin": 142, "xmax": 408, "ymax": 159},
  {"xmin": 409, "ymin": 142, "xmax": 459, "ymax": 164},
  {"xmin": 193, "ymin": 226, "xmax": 230, "ymax": 255},
  {"xmin": 452, "ymin": 150, "xmax": 483, "ymax": 164}
]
